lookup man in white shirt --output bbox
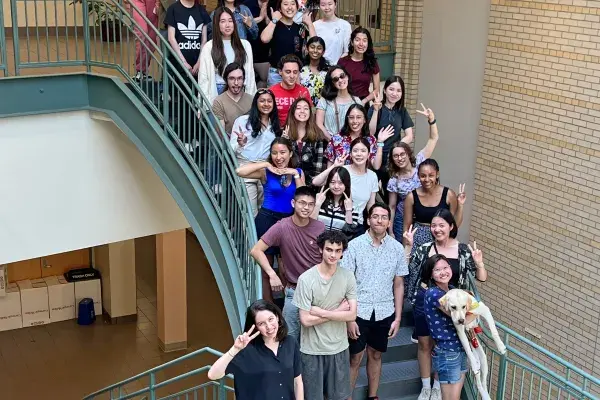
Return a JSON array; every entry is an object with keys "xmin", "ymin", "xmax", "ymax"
[{"xmin": 313, "ymin": 0, "xmax": 351, "ymax": 64}]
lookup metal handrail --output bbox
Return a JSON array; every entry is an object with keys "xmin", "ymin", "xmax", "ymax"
[
  {"xmin": 465, "ymin": 274, "xmax": 599, "ymax": 400},
  {"xmin": 0, "ymin": 0, "xmax": 7, "ymax": 76},
  {"xmin": 4, "ymin": 0, "xmax": 261, "ymax": 314},
  {"xmin": 82, "ymin": 347, "xmax": 234, "ymax": 399}
]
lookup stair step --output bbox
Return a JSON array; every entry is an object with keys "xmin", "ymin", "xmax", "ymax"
[
  {"xmin": 359, "ymin": 326, "xmax": 417, "ymax": 366},
  {"xmin": 353, "ymin": 359, "xmax": 421, "ymax": 399}
]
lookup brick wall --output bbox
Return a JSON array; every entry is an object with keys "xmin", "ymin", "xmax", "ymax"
[{"xmin": 472, "ymin": 0, "xmax": 600, "ymax": 374}]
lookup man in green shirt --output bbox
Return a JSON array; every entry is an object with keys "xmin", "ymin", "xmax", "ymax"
[{"xmin": 293, "ymin": 230, "xmax": 357, "ymax": 400}]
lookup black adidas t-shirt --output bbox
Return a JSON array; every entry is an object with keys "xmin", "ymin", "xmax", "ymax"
[{"xmin": 164, "ymin": 2, "xmax": 210, "ymax": 66}]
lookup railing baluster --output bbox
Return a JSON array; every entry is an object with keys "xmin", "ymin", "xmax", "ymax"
[
  {"xmin": 10, "ymin": 0, "xmax": 21, "ymax": 74},
  {"xmin": 496, "ymin": 332, "xmax": 509, "ymax": 400}
]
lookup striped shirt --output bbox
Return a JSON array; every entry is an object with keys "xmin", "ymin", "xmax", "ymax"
[{"xmin": 318, "ymin": 203, "xmax": 360, "ymax": 232}]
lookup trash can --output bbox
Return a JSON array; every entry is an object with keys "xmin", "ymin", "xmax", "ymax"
[{"xmin": 77, "ymin": 298, "xmax": 96, "ymax": 325}]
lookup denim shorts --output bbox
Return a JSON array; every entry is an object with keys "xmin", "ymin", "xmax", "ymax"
[
  {"xmin": 267, "ymin": 67, "xmax": 282, "ymax": 87},
  {"xmin": 432, "ymin": 346, "xmax": 468, "ymax": 384}
]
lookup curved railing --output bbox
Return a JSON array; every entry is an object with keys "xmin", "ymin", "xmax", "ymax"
[
  {"xmin": 3, "ymin": 0, "xmax": 259, "ymax": 311},
  {"xmin": 465, "ymin": 275, "xmax": 599, "ymax": 400}
]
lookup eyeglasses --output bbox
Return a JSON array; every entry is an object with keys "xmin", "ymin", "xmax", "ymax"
[
  {"xmin": 227, "ymin": 76, "xmax": 244, "ymax": 82},
  {"xmin": 392, "ymin": 153, "xmax": 407, "ymax": 159},
  {"xmin": 296, "ymin": 200, "xmax": 316, "ymax": 208},
  {"xmin": 331, "ymin": 73, "xmax": 347, "ymax": 83},
  {"xmin": 370, "ymin": 215, "xmax": 390, "ymax": 221}
]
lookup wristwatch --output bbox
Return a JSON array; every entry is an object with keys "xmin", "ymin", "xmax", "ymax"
[{"xmin": 271, "ymin": 18, "xmax": 279, "ymax": 24}]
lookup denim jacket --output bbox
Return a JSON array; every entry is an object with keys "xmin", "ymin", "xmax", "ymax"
[
  {"xmin": 208, "ymin": 5, "xmax": 259, "ymax": 41},
  {"xmin": 406, "ymin": 242, "xmax": 477, "ymax": 304}
]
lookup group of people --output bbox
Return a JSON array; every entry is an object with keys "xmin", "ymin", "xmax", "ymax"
[{"xmin": 132, "ymin": 0, "xmax": 490, "ymax": 399}]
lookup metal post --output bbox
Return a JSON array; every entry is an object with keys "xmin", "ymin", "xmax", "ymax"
[
  {"xmin": 149, "ymin": 373, "xmax": 156, "ymax": 400},
  {"xmin": 10, "ymin": 0, "xmax": 21, "ymax": 75},
  {"xmin": 82, "ymin": 0, "xmax": 92, "ymax": 71},
  {"xmin": 496, "ymin": 333, "xmax": 509, "ymax": 400},
  {"xmin": 161, "ymin": 41, "xmax": 169, "ymax": 134},
  {"xmin": 217, "ymin": 378, "xmax": 226, "ymax": 400}
]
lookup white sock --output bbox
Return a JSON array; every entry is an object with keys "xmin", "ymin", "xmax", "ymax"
[
  {"xmin": 422, "ymin": 377, "xmax": 431, "ymax": 388},
  {"xmin": 432, "ymin": 379, "xmax": 441, "ymax": 390}
]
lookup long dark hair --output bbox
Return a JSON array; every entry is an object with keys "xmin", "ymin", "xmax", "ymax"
[
  {"xmin": 382, "ymin": 75, "xmax": 405, "ymax": 110},
  {"xmin": 348, "ymin": 27, "xmax": 377, "ymax": 74},
  {"xmin": 340, "ymin": 104, "xmax": 369, "ymax": 138},
  {"xmin": 218, "ymin": 0, "xmax": 242, "ymax": 7},
  {"xmin": 421, "ymin": 254, "xmax": 450, "ymax": 289},
  {"xmin": 321, "ymin": 65, "xmax": 354, "ymax": 101},
  {"xmin": 211, "ymin": 7, "xmax": 247, "ymax": 76},
  {"xmin": 387, "ymin": 141, "xmax": 416, "ymax": 177},
  {"xmin": 322, "ymin": 166, "xmax": 352, "ymax": 213},
  {"xmin": 243, "ymin": 299, "xmax": 288, "ymax": 344},
  {"xmin": 432, "ymin": 209, "xmax": 458, "ymax": 239},
  {"xmin": 285, "ymin": 97, "xmax": 322, "ymax": 142},
  {"xmin": 304, "ymin": 36, "xmax": 330, "ymax": 72},
  {"xmin": 246, "ymin": 89, "xmax": 282, "ymax": 138},
  {"xmin": 267, "ymin": 137, "xmax": 298, "ymax": 168},
  {"xmin": 418, "ymin": 158, "xmax": 440, "ymax": 185}
]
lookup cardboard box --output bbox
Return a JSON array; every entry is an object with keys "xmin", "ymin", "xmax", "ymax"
[
  {"xmin": 17, "ymin": 279, "xmax": 50, "ymax": 327},
  {"xmin": 0, "ymin": 283, "xmax": 23, "ymax": 331},
  {"xmin": 74, "ymin": 279, "xmax": 102, "ymax": 316},
  {"xmin": 44, "ymin": 276, "xmax": 76, "ymax": 323},
  {"xmin": 0, "ymin": 265, "xmax": 7, "ymax": 297}
]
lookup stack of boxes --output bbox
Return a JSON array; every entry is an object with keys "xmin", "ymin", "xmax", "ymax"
[{"xmin": 0, "ymin": 274, "xmax": 101, "ymax": 332}]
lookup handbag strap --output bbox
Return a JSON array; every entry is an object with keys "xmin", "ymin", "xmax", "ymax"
[{"xmin": 333, "ymin": 99, "xmax": 340, "ymax": 134}]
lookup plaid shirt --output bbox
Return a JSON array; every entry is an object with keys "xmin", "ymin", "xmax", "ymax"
[{"xmin": 293, "ymin": 140, "xmax": 327, "ymax": 186}]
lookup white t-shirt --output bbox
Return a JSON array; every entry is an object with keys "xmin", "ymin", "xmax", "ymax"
[
  {"xmin": 229, "ymin": 115, "xmax": 276, "ymax": 162},
  {"xmin": 314, "ymin": 18, "xmax": 352, "ymax": 65},
  {"xmin": 215, "ymin": 40, "xmax": 235, "ymax": 84},
  {"xmin": 344, "ymin": 165, "xmax": 378, "ymax": 224}
]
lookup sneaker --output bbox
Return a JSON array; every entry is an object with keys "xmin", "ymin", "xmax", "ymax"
[
  {"xmin": 133, "ymin": 71, "xmax": 145, "ymax": 80},
  {"xmin": 430, "ymin": 387, "xmax": 441, "ymax": 400},
  {"xmin": 417, "ymin": 387, "xmax": 431, "ymax": 400},
  {"xmin": 411, "ymin": 329, "xmax": 418, "ymax": 344}
]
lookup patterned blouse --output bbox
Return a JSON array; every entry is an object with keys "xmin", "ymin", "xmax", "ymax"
[
  {"xmin": 324, "ymin": 134, "xmax": 378, "ymax": 164},
  {"xmin": 387, "ymin": 150, "xmax": 426, "ymax": 211},
  {"xmin": 292, "ymin": 139, "xmax": 327, "ymax": 186},
  {"xmin": 406, "ymin": 242, "xmax": 477, "ymax": 304},
  {"xmin": 424, "ymin": 286, "xmax": 463, "ymax": 352},
  {"xmin": 300, "ymin": 66, "xmax": 327, "ymax": 106}
]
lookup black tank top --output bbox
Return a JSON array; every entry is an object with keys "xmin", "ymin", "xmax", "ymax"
[{"xmin": 412, "ymin": 186, "xmax": 450, "ymax": 224}]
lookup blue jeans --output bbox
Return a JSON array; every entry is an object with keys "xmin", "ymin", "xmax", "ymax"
[
  {"xmin": 283, "ymin": 287, "xmax": 300, "ymax": 343},
  {"xmin": 267, "ymin": 67, "xmax": 282, "ymax": 87},
  {"xmin": 432, "ymin": 346, "xmax": 468, "ymax": 384}
]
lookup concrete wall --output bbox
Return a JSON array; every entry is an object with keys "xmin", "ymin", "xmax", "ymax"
[
  {"xmin": 471, "ymin": 0, "xmax": 600, "ymax": 374},
  {"xmin": 0, "ymin": 110, "xmax": 190, "ymax": 265},
  {"xmin": 416, "ymin": 0, "xmax": 491, "ymax": 241}
]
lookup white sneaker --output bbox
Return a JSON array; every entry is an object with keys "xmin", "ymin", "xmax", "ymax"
[
  {"xmin": 417, "ymin": 387, "xmax": 431, "ymax": 400},
  {"xmin": 430, "ymin": 387, "xmax": 441, "ymax": 400}
]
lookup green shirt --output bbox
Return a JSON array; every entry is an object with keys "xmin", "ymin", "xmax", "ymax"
[{"xmin": 292, "ymin": 265, "xmax": 357, "ymax": 355}]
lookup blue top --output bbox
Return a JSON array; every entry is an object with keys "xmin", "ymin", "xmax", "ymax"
[
  {"xmin": 262, "ymin": 169, "xmax": 301, "ymax": 214},
  {"xmin": 424, "ymin": 285, "xmax": 463, "ymax": 352}
]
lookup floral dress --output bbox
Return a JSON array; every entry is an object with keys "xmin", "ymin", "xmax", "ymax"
[
  {"xmin": 387, "ymin": 150, "xmax": 426, "ymax": 241},
  {"xmin": 324, "ymin": 134, "xmax": 377, "ymax": 164},
  {"xmin": 300, "ymin": 66, "xmax": 327, "ymax": 106}
]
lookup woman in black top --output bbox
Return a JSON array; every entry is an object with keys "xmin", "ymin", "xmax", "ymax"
[
  {"xmin": 208, "ymin": 300, "xmax": 304, "ymax": 400},
  {"xmin": 260, "ymin": 0, "xmax": 316, "ymax": 86}
]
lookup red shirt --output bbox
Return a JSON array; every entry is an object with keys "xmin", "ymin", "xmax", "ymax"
[
  {"xmin": 338, "ymin": 56, "xmax": 380, "ymax": 99},
  {"xmin": 269, "ymin": 83, "xmax": 313, "ymax": 127}
]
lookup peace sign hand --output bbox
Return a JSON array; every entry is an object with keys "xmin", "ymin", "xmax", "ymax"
[
  {"xmin": 457, "ymin": 183, "xmax": 466, "ymax": 206},
  {"xmin": 402, "ymin": 224, "xmax": 417, "ymax": 248},
  {"xmin": 467, "ymin": 241, "xmax": 483, "ymax": 265},
  {"xmin": 236, "ymin": 131, "xmax": 247, "ymax": 147},
  {"xmin": 316, "ymin": 186, "xmax": 329, "ymax": 206},
  {"xmin": 373, "ymin": 91, "xmax": 383, "ymax": 110},
  {"xmin": 282, "ymin": 125, "xmax": 290, "ymax": 139},
  {"xmin": 416, "ymin": 103, "xmax": 435, "ymax": 124},
  {"xmin": 343, "ymin": 191, "xmax": 353, "ymax": 211},
  {"xmin": 333, "ymin": 153, "xmax": 348, "ymax": 167},
  {"xmin": 377, "ymin": 125, "xmax": 395, "ymax": 143},
  {"xmin": 233, "ymin": 325, "xmax": 261, "ymax": 351}
]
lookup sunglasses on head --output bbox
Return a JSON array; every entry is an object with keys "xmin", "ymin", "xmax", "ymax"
[
  {"xmin": 257, "ymin": 89, "xmax": 273, "ymax": 95},
  {"xmin": 332, "ymin": 72, "xmax": 347, "ymax": 83}
]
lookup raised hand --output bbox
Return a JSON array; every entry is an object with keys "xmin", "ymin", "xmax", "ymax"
[
  {"xmin": 270, "ymin": 8, "xmax": 282, "ymax": 21},
  {"xmin": 457, "ymin": 183, "xmax": 466, "ymax": 206},
  {"xmin": 343, "ymin": 191, "xmax": 353, "ymax": 211},
  {"xmin": 233, "ymin": 325, "xmax": 261, "ymax": 351},
  {"xmin": 236, "ymin": 131, "xmax": 247, "ymax": 147},
  {"xmin": 402, "ymin": 224, "xmax": 417, "ymax": 248},
  {"xmin": 266, "ymin": 164, "xmax": 285, "ymax": 175},
  {"xmin": 301, "ymin": 10, "xmax": 313, "ymax": 25},
  {"xmin": 282, "ymin": 125, "xmax": 290, "ymax": 139},
  {"xmin": 468, "ymin": 241, "xmax": 483, "ymax": 265},
  {"xmin": 377, "ymin": 125, "xmax": 395, "ymax": 143},
  {"xmin": 416, "ymin": 102, "xmax": 435, "ymax": 123},
  {"xmin": 242, "ymin": 13, "xmax": 253, "ymax": 27},
  {"xmin": 373, "ymin": 91, "xmax": 383, "ymax": 110},
  {"xmin": 316, "ymin": 186, "xmax": 329, "ymax": 205},
  {"xmin": 333, "ymin": 153, "xmax": 349, "ymax": 167}
]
